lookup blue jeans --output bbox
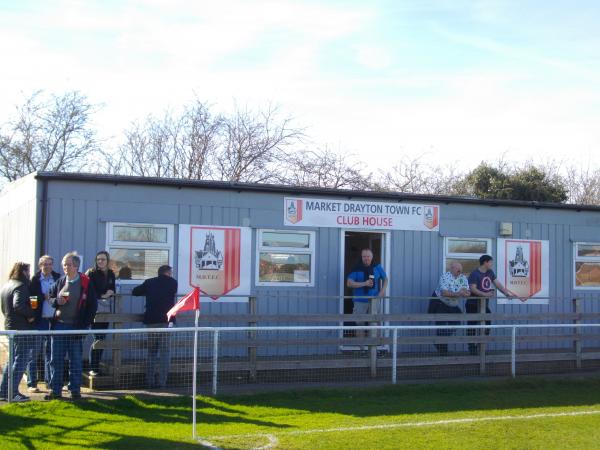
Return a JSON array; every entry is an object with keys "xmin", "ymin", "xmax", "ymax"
[
  {"xmin": 26, "ymin": 318, "xmax": 52, "ymax": 387},
  {"xmin": 146, "ymin": 324, "xmax": 170, "ymax": 388},
  {"xmin": 0, "ymin": 335, "xmax": 30, "ymax": 398},
  {"xmin": 49, "ymin": 322, "xmax": 83, "ymax": 395}
]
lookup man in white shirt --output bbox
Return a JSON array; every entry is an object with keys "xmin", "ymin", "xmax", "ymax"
[{"xmin": 428, "ymin": 262, "xmax": 470, "ymax": 354}]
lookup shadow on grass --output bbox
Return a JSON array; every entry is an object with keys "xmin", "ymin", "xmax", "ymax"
[
  {"xmin": 212, "ymin": 377, "xmax": 600, "ymax": 419},
  {"xmin": 77, "ymin": 395, "xmax": 290, "ymax": 428},
  {"xmin": 0, "ymin": 410, "xmax": 47, "ymax": 450}
]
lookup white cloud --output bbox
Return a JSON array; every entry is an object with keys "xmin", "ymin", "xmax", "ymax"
[
  {"xmin": 1, "ymin": 0, "xmax": 600, "ymax": 176},
  {"xmin": 354, "ymin": 44, "xmax": 393, "ymax": 70}
]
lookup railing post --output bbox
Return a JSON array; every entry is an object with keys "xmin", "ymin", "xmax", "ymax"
[
  {"xmin": 479, "ymin": 297, "xmax": 487, "ymax": 375},
  {"xmin": 212, "ymin": 330, "xmax": 219, "ymax": 396},
  {"xmin": 248, "ymin": 296, "xmax": 257, "ymax": 382},
  {"xmin": 369, "ymin": 297, "xmax": 378, "ymax": 378},
  {"xmin": 7, "ymin": 334, "xmax": 14, "ymax": 404},
  {"xmin": 192, "ymin": 314, "xmax": 199, "ymax": 441},
  {"xmin": 573, "ymin": 298, "xmax": 582, "ymax": 369},
  {"xmin": 511, "ymin": 326, "xmax": 516, "ymax": 378},
  {"xmin": 111, "ymin": 293, "xmax": 124, "ymax": 388},
  {"xmin": 392, "ymin": 328, "xmax": 398, "ymax": 384}
]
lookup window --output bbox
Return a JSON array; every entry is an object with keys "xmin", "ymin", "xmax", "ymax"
[
  {"xmin": 444, "ymin": 237, "xmax": 492, "ymax": 277},
  {"xmin": 256, "ymin": 230, "xmax": 316, "ymax": 286},
  {"xmin": 574, "ymin": 242, "xmax": 600, "ymax": 289},
  {"xmin": 107, "ymin": 223, "xmax": 174, "ymax": 281}
]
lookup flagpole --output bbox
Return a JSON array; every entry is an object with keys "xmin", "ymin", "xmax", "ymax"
[{"xmin": 192, "ymin": 307, "xmax": 199, "ymax": 440}]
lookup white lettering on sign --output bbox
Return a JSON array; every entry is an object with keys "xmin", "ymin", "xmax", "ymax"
[{"xmin": 284, "ymin": 197, "xmax": 439, "ymax": 231}]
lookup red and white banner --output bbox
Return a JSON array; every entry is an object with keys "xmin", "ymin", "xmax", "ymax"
[
  {"xmin": 497, "ymin": 239, "xmax": 549, "ymax": 305},
  {"xmin": 177, "ymin": 225, "xmax": 251, "ymax": 302},
  {"xmin": 284, "ymin": 197, "xmax": 439, "ymax": 231}
]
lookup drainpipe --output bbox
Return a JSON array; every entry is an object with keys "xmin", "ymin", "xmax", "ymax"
[{"xmin": 39, "ymin": 178, "xmax": 48, "ymax": 257}]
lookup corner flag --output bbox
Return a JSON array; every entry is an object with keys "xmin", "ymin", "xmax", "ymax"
[{"xmin": 167, "ymin": 287, "xmax": 200, "ymax": 321}]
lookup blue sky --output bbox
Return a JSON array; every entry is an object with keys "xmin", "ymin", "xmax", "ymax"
[{"xmin": 1, "ymin": 0, "xmax": 600, "ymax": 172}]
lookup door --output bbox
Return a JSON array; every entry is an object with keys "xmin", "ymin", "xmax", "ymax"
[{"xmin": 340, "ymin": 230, "xmax": 390, "ymax": 338}]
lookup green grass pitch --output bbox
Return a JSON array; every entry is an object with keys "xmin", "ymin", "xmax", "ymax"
[{"xmin": 3, "ymin": 378, "xmax": 600, "ymax": 449}]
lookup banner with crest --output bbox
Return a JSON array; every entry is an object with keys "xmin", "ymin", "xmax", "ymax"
[
  {"xmin": 178, "ymin": 225, "xmax": 251, "ymax": 302},
  {"xmin": 497, "ymin": 238, "xmax": 550, "ymax": 305}
]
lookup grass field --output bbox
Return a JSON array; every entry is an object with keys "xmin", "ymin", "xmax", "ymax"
[{"xmin": 3, "ymin": 377, "xmax": 600, "ymax": 449}]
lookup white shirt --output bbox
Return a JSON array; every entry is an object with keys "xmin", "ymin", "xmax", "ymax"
[{"xmin": 435, "ymin": 271, "xmax": 469, "ymax": 307}]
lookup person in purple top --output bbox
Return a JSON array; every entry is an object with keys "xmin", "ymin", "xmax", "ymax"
[{"xmin": 466, "ymin": 254, "xmax": 518, "ymax": 355}]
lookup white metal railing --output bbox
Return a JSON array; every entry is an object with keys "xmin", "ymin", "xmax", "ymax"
[{"xmin": 2, "ymin": 323, "xmax": 600, "ymax": 438}]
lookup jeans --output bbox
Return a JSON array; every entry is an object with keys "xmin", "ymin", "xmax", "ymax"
[
  {"xmin": 49, "ymin": 322, "xmax": 83, "ymax": 395},
  {"xmin": 146, "ymin": 324, "xmax": 170, "ymax": 388},
  {"xmin": 465, "ymin": 299, "xmax": 492, "ymax": 354},
  {"xmin": 26, "ymin": 318, "xmax": 52, "ymax": 387},
  {"xmin": 0, "ymin": 335, "xmax": 30, "ymax": 398}
]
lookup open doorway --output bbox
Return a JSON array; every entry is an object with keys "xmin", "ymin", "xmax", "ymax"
[{"xmin": 341, "ymin": 231, "xmax": 388, "ymax": 337}]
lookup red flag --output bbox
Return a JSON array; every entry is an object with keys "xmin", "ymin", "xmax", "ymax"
[{"xmin": 167, "ymin": 287, "xmax": 200, "ymax": 321}]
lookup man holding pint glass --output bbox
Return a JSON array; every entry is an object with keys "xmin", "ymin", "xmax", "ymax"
[
  {"xmin": 346, "ymin": 248, "xmax": 388, "ymax": 338},
  {"xmin": 26, "ymin": 255, "xmax": 61, "ymax": 393},
  {"xmin": 45, "ymin": 252, "xmax": 97, "ymax": 400}
]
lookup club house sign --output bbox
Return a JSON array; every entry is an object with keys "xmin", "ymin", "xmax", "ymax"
[{"xmin": 284, "ymin": 197, "xmax": 439, "ymax": 231}]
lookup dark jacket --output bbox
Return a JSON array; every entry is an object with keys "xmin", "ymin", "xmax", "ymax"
[
  {"xmin": 49, "ymin": 273, "xmax": 98, "ymax": 329},
  {"xmin": 85, "ymin": 267, "xmax": 116, "ymax": 314},
  {"xmin": 132, "ymin": 275, "xmax": 178, "ymax": 325},
  {"xmin": 1, "ymin": 279, "xmax": 35, "ymax": 330},
  {"xmin": 30, "ymin": 270, "xmax": 61, "ymax": 323}
]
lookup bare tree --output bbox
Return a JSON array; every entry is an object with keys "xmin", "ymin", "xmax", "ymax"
[
  {"xmin": 278, "ymin": 146, "xmax": 372, "ymax": 190},
  {"xmin": 113, "ymin": 102, "xmax": 301, "ymax": 183},
  {"xmin": 563, "ymin": 165, "xmax": 600, "ymax": 205},
  {"xmin": 112, "ymin": 101, "xmax": 222, "ymax": 179},
  {"xmin": 213, "ymin": 105, "xmax": 303, "ymax": 183},
  {"xmin": 376, "ymin": 156, "xmax": 467, "ymax": 195},
  {"xmin": 0, "ymin": 91, "xmax": 98, "ymax": 182}
]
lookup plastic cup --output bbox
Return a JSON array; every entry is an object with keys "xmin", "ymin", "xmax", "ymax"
[
  {"xmin": 61, "ymin": 291, "xmax": 70, "ymax": 303},
  {"xmin": 30, "ymin": 296, "xmax": 38, "ymax": 309}
]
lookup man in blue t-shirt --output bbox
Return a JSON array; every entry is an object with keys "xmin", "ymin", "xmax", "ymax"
[
  {"xmin": 466, "ymin": 254, "xmax": 517, "ymax": 354},
  {"xmin": 346, "ymin": 248, "xmax": 388, "ymax": 337}
]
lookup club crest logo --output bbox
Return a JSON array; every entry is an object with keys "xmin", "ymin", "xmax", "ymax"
[
  {"xmin": 286, "ymin": 199, "xmax": 303, "ymax": 224},
  {"xmin": 509, "ymin": 245, "xmax": 529, "ymax": 277},
  {"xmin": 423, "ymin": 206, "xmax": 439, "ymax": 230},
  {"xmin": 505, "ymin": 240, "xmax": 542, "ymax": 297}
]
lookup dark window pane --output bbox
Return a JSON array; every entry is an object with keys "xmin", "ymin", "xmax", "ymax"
[
  {"xmin": 113, "ymin": 226, "xmax": 168, "ymax": 243},
  {"xmin": 262, "ymin": 232, "xmax": 310, "ymax": 248},
  {"xmin": 109, "ymin": 248, "xmax": 169, "ymax": 280},
  {"xmin": 259, "ymin": 252, "xmax": 311, "ymax": 283},
  {"xmin": 447, "ymin": 239, "xmax": 488, "ymax": 254},
  {"xmin": 575, "ymin": 262, "xmax": 600, "ymax": 287},
  {"xmin": 445, "ymin": 258, "xmax": 480, "ymax": 278},
  {"xmin": 577, "ymin": 244, "xmax": 600, "ymax": 258}
]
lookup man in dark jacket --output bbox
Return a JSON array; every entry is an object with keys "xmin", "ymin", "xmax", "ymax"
[
  {"xmin": 0, "ymin": 262, "xmax": 35, "ymax": 402},
  {"xmin": 44, "ymin": 252, "xmax": 97, "ymax": 400},
  {"xmin": 26, "ymin": 255, "xmax": 61, "ymax": 392},
  {"xmin": 132, "ymin": 265, "xmax": 177, "ymax": 388}
]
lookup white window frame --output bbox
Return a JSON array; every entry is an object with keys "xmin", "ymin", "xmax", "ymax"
[
  {"xmin": 106, "ymin": 222, "xmax": 174, "ymax": 283},
  {"xmin": 573, "ymin": 242, "xmax": 600, "ymax": 290},
  {"xmin": 443, "ymin": 237, "xmax": 493, "ymax": 275},
  {"xmin": 255, "ymin": 229, "xmax": 316, "ymax": 287}
]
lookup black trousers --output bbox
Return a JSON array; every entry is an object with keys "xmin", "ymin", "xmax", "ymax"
[{"xmin": 428, "ymin": 297, "xmax": 462, "ymax": 353}]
